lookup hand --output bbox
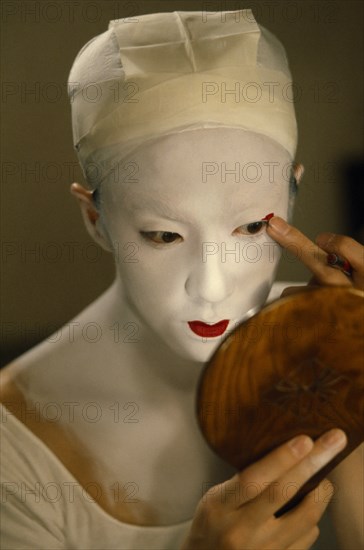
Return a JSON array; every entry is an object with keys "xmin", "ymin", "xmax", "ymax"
[
  {"xmin": 181, "ymin": 429, "xmax": 347, "ymax": 550},
  {"xmin": 266, "ymin": 217, "xmax": 364, "ymax": 293}
]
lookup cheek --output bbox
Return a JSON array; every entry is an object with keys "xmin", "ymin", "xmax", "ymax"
[
  {"xmin": 115, "ymin": 252, "xmax": 185, "ymax": 303},
  {"xmin": 231, "ymin": 234, "xmax": 282, "ymax": 269}
]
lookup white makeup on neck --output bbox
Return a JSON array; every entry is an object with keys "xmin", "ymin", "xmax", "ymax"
[{"xmin": 100, "ymin": 127, "xmax": 292, "ymax": 364}]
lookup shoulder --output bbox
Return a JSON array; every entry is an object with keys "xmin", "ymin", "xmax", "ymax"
[{"xmin": 0, "ymin": 400, "xmax": 66, "ymax": 549}]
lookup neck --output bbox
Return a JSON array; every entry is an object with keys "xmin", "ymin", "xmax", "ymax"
[{"xmin": 91, "ymin": 278, "xmax": 207, "ymax": 394}]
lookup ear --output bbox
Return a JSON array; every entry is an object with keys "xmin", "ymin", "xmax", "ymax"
[
  {"xmin": 70, "ymin": 183, "xmax": 113, "ymax": 252},
  {"xmin": 287, "ymin": 162, "xmax": 304, "ymax": 221},
  {"xmin": 293, "ymin": 162, "xmax": 304, "ymax": 185}
]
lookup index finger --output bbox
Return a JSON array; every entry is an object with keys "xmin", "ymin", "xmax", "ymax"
[{"xmin": 266, "ymin": 217, "xmax": 351, "ymax": 285}]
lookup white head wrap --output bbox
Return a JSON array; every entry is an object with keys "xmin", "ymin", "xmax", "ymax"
[{"xmin": 68, "ymin": 9, "xmax": 298, "ymax": 187}]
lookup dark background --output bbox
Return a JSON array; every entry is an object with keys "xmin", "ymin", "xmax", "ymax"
[{"xmin": 1, "ymin": 0, "xmax": 363, "ymax": 366}]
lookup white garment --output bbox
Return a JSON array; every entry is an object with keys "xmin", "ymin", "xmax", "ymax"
[{"xmin": 0, "ymin": 403, "xmax": 192, "ymax": 549}]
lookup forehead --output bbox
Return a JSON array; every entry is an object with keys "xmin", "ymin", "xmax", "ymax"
[{"xmin": 104, "ymin": 128, "xmax": 292, "ymax": 213}]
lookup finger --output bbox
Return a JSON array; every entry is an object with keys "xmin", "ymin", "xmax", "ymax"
[
  {"xmin": 221, "ymin": 435, "xmax": 314, "ymax": 508},
  {"xmin": 316, "ymin": 233, "xmax": 364, "ymax": 290},
  {"xmin": 316, "ymin": 233, "xmax": 364, "ymax": 272},
  {"xmin": 279, "ymin": 479, "xmax": 334, "ymax": 547},
  {"xmin": 267, "ymin": 218, "xmax": 351, "ymax": 286},
  {"xmin": 247, "ymin": 429, "xmax": 347, "ymax": 520},
  {"xmin": 286, "ymin": 526, "xmax": 320, "ymax": 550}
]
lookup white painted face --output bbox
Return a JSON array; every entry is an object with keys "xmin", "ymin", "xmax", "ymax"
[{"xmin": 100, "ymin": 128, "xmax": 292, "ymax": 363}]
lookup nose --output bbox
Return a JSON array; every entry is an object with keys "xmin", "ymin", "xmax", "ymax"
[{"xmin": 185, "ymin": 248, "xmax": 234, "ymax": 303}]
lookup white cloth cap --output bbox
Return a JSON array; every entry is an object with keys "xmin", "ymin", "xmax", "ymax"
[{"xmin": 68, "ymin": 10, "xmax": 298, "ymax": 186}]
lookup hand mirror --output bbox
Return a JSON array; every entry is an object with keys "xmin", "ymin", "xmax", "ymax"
[{"xmin": 196, "ymin": 286, "xmax": 364, "ymax": 516}]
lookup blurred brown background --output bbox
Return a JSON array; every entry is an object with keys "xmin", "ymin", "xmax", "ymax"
[{"xmin": 1, "ymin": 0, "xmax": 363, "ymax": 365}]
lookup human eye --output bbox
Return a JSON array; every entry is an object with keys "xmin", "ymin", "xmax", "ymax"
[
  {"xmin": 233, "ymin": 220, "xmax": 266, "ymax": 237},
  {"xmin": 140, "ymin": 231, "xmax": 183, "ymax": 246}
]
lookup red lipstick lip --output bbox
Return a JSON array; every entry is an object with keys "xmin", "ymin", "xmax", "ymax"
[{"xmin": 188, "ymin": 320, "xmax": 229, "ymax": 338}]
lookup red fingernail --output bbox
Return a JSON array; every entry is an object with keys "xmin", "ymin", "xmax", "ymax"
[
  {"xmin": 327, "ymin": 253, "xmax": 338, "ymax": 265},
  {"xmin": 326, "ymin": 253, "xmax": 353, "ymax": 277},
  {"xmin": 261, "ymin": 212, "xmax": 274, "ymax": 222}
]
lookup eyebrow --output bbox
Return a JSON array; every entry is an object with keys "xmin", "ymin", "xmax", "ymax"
[
  {"xmin": 126, "ymin": 191, "xmax": 265, "ymax": 224},
  {"xmin": 128, "ymin": 196, "xmax": 193, "ymax": 223}
]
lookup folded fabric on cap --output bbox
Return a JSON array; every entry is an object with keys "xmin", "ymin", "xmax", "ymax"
[{"xmin": 68, "ymin": 10, "xmax": 298, "ymax": 187}]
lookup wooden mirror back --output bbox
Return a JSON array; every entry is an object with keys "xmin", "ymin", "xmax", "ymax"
[{"xmin": 197, "ymin": 286, "xmax": 364, "ymax": 515}]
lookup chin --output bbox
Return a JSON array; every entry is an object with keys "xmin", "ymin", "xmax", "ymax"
[{"xmin": 166, "ymin": 334, "xmax": 226, "ymax": 364}]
